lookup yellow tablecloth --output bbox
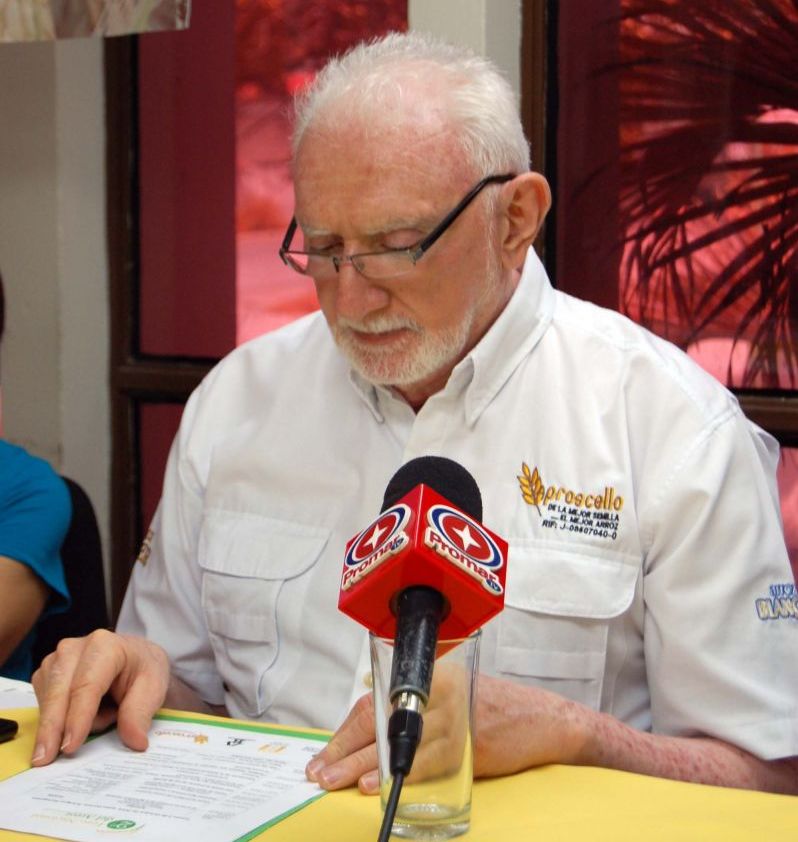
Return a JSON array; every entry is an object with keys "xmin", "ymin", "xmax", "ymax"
[{"xmin": 1, "ymin": 707, "xmax": 796, "ymax": 841}]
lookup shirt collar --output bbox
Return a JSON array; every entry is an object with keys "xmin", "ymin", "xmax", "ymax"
[
  {"xmin": 460, "ymin": 247, "xmax": 554, "ymax": 425},
  {"xmin": 349, "ymin": 367, "xmax": 385, "ymax": 422},
  {"xmin": 347, "ymin": 247, "xmax": 555, "ymax": 424}
]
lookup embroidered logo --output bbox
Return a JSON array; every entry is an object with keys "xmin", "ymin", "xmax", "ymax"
[
  {"xmin": 517, "ymin": 463, "xmax": 545, "ymax": 514},
  {"xmin": 755, "ymin": 583, "xmax": 798, "ymax": 621},
  {"xmin": 517, "ymin": 462, "xmax": 624, "ymax": 541},
  {"xmin": 135, "ymin": 528, "xmax": 153, "ymax": 566}
]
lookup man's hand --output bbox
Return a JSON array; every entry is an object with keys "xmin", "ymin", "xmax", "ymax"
[
  {"xmin": 306, "ymin": 692, "xmax": 379, "ymax": 793},
  {"xmin": 472, "ymin": 673, "xmax": 589, "ymax": 777},
  {"xmin": 306, "ymin": 671, "xmax": 583, "ymax": 794},
  {"xmin": 31, "ymin": 629, "xmax": 170, "ymax": 766}
]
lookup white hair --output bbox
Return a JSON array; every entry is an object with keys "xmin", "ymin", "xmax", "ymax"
[{"xmin": 292, "ymin": 31, "xmax": 531, "ymax": 177}]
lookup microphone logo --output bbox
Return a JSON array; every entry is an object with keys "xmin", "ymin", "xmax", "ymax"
[
  {"xmin": 425, "ymin": 504, "xmax": 504, "ymax": 594},
  {"xmin": 341, "ymin": 504, "xmax": 412, "ymax": 591}
]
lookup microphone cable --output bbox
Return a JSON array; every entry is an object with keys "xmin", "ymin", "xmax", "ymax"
[
  {"xmin": 377, "ymin": 770, "xmax": 405, "ymax": 842},
  {"xmin": 376, "ymin": 701, "xmax": 423, "ymax": 842}
]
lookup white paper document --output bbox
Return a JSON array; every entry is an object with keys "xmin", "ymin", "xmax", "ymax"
[
  {"xmin": 0, "ymin": 676, "xmax": 37, "ymax": 710},
  {"xmin": 0, "ymin": 713, "xmax": 329, "ymax": 842}
]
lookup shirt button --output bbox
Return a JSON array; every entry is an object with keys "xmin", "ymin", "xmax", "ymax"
[{"xmin": 362, "ymin": 671, "xmax": 373, "ymax": 689}]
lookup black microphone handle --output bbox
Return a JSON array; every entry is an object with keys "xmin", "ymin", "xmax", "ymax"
[{"xmin": 389, "ymin": 585, "xmax": 446, "ymax": 706}]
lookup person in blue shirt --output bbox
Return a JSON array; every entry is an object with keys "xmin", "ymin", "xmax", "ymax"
[{"xmin": 0, "ymin": 272, "xmax": 71, "ymax": 680}]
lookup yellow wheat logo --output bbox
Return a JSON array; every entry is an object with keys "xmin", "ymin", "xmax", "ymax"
[
  {"xmin": 517, "ymin": 462, "xmax": 625, "ymax": 516},
  {"xmin": 517, "ymin": 462, "xmax": 544, "ymax": 513}
]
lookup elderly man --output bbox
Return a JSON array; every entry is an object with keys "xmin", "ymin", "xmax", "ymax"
[{"xmin": 32, "ymin": 32, "xmax": 797, "ymax": 793}]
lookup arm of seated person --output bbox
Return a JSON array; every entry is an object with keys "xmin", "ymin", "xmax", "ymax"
[
  {"xmin": 0, "ymin": 554, "xmax": 49, "ymax": 666},
  {"xmin": 31, "ymin": 628, "xmax": 228, "ymax": 766},
  {"xmin": 307, "ymin": 673, "xmax": 798, "ymax": 796}
]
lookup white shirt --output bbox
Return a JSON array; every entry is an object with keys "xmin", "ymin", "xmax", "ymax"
[{"xmin": 118, "ymin": 249, "xmax": 798, "ymax": 760}]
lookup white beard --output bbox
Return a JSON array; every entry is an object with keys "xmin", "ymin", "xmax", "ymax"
[{"xmin": 332, "ymin": 312, "xmax": 473, "ymax": 388}]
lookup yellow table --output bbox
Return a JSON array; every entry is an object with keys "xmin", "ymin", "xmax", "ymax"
[{"xmin": 1, "ymin": 707, "xmax": 797, "ymax": 841}]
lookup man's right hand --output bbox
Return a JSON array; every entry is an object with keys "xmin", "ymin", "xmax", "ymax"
[{"xmin": 31, "ymin": 629, "xmax": 170, "ymax": 766}]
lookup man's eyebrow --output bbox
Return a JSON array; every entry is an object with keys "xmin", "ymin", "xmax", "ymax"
[
  {"xmin": 298, "ymin": 224, "xmax": 335, "ymax": 239},
  {"xmin": 373, "ymin": 216, "xmax": 438, "ymax": 234},
  {"xmin": 299, "ymin": 215, "xmax": 438, "ymax": 240}
]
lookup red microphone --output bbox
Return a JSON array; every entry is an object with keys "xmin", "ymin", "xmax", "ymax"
[
  {"xmin": 339, "ymin": 457, "xmax": 507, "ymax": 643},
  {"xmin": 338, "ymin": 456, "xmax": 508, "ymax": 778}
]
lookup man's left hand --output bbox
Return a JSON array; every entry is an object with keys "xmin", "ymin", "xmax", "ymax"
[{"xmin": 305, "ymin": 673, "xmax": 589, "ymax": 793}]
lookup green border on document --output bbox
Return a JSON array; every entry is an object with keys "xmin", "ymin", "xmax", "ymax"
[
  {"xmin": 232, "ymin": 790, "xmax": 328, "ymax": 842},
  {"xmin": 153, "ymin": 712, "xmax": 332, "ymax": 743}
]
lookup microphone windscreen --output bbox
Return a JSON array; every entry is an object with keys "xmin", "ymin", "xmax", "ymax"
[{"xmin": 381, "ymin": 456, "xmax": 482, "ymax": 521}]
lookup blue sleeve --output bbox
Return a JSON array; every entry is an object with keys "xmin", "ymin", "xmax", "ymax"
[{"xmin": 0, "ymin": 441, "xmax": 72, "ymax": 615}]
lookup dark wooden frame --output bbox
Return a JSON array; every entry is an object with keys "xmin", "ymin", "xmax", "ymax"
[
  {"xmin": 105, "ymin": 36, "xmax": 214, "ymax": 618},
  {"xmin": 521, "ymin": 0, "xmax": 556, "ymax": 261},
  {"xmin": 738, "ymin": 394, "xmax": 798, "ymax": 448}
]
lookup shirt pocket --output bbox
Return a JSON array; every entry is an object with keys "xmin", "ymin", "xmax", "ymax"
[
  {"xmin": 198, "ymin": 510, "xmax": 330, "ymax": 717},
  {"xmin": 494, "ymin": 546, "xmax": 638, "ymax": 709}
]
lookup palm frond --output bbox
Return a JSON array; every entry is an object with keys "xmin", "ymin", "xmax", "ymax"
[{"xmin": 604, "ymin": 0, "xmax": 798, "ymax": 387}]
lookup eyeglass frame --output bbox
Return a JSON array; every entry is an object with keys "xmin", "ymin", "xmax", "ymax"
[{"xmin": 278, "ymin": 172, "xmax": 516, "ymax": 280}]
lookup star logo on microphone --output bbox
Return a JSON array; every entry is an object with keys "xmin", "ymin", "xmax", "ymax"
[
  {"xmin": 452, "ymin": 523, "xmax": 478, "ymax": 552},
  {"xmin": 341, "ymin": 504, "xmax": 412, "ymax": 591},
  {"xmin": 428, "ymin": 505, "xmax": 503, "ymax": 568},
  {"xmin": 346, "ymin": 505, "xmax": 411, "ymax": 565},
  {"xmin": 364, "ymin": 522, "xmax": 388, "ymax": 551},
  {"xmin": 425, "ymin": 504, "xmax": 505, "ymax": 595}
]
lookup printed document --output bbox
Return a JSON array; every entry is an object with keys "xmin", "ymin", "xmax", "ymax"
[
  {"xmin": 0, "ymin": 677, "xmax": 36, "ymax": 710},
  {"xmin": 0, "ymin": 713, "xmax": 329, "ymax": 842}
]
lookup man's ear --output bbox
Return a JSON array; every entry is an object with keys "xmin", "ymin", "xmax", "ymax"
[{"xmin": 497, "ymin": 173, "xmax": 551, "ymax": 269}]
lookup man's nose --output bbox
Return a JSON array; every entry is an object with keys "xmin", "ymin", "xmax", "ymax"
[{"xmin": 333, "ymin": 260, "xmax": 390, "ymax": 321}]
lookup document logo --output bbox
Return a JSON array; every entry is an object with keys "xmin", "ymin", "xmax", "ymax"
[
  {"xmin": 151, "ymin": 727, "xmax": 208, "ymax": 744},
  {"xmin": 259, "ymin": 742, "xmax": 288, "ymax": 754},
  {"xmin": 106, "ymin": 820, "xmax": 137, "ymax": 831}
]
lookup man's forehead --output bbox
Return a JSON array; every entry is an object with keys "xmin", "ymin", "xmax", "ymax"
[
  {"xmin": 295, "ymin": 116, "xmax": 459, "ymax": 169},
  {"xmin": 294, "ymin": 179, "xmax": 443, "ymax": 235},
  {"xmin": 292, "ymin": 123, "xmax": 473, "ymax": 232}
]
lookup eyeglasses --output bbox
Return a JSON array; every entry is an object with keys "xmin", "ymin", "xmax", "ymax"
[{"xmin": 278, "ymin": 173, "xmax": 515, "ymax": 281}]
